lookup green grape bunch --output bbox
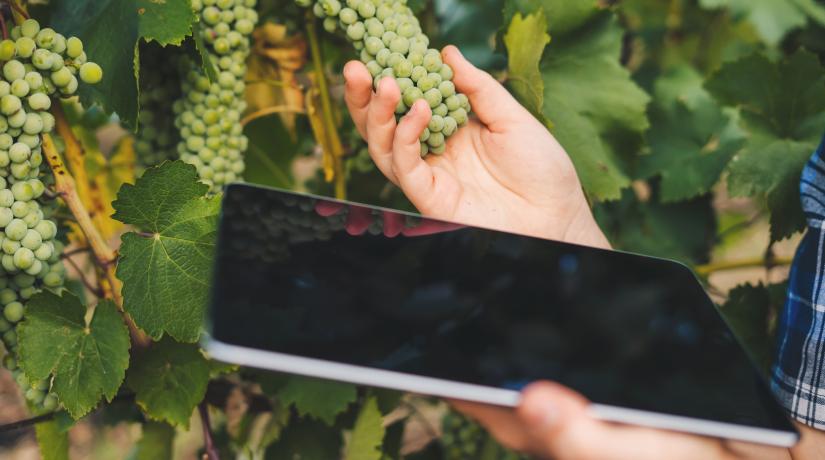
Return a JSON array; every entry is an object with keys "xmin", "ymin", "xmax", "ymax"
[
  {"xmin": 176, "ymin": 0, "xmax": 259, "ymax": 192},
  {"xmin": 295, "ymin": 0, "xmax": 472, "ymax": 156},
  {"xmin": 135, "ymin": 43, "xmax": 183, "ymax": 167},
  {"xmin": 0, "ymin": 17, "xmax": 102, "ymax": 412}
]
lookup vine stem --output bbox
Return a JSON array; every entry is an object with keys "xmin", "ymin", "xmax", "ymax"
[
  {"xmin": 695, "ymin": 256, "xmax": 794, "ymax": 277},
  {"xmin": 306, "ymin": 13, "xmax": 347, "ymax": 200},
  {"xmin": 41, "ymin": 134, "xmax": 150, "ymax": 347},
  {"xmin": 0, "ymin": 12, "xmax": 7, "ymax": 40},
  {"xmin": 6, "ymin": 0, "xmax": 28, "ymax": 22},
  {"xmin": 199, "ymin": 402, "xmax": 220, "ymax": 460}
]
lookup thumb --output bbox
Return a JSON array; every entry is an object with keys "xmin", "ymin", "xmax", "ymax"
[
  {"xmin": 516, "ymin": 382, "xmax": 593, "ymax": 459},
  {"xmin": 442, "ymin": 45, "xmax": 532, "ymax": 131}
]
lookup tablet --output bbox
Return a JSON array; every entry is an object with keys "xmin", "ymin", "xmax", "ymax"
[{"xmin": 205, "ymin": 183, "xmax": 799, "ymax": 447}]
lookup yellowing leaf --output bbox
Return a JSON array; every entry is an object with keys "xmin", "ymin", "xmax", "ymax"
[{"xmin": 504, "ymin": 10, "xmax": 551, "ymax": 121}]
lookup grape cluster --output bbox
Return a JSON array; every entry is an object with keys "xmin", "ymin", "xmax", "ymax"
[
  {"xmin": 175, "ymin": 0, "xmax": 259, "ymax": 192},
  {"xmin": 135, "ymin": 43, "xmax": 182, "ymax": 167},
  {"xmin": 296, "ymin": 0, "xmax": 472, "ymax": 156},
  {"xmin": 0, "ymin": 18, "xmax": 102, "ymax": 411}
]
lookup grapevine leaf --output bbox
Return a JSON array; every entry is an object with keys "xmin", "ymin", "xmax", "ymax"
[
  {"xmin": 595, "ymin": 191, "xmax": 717, "ymax": 265},
  {"xmin": 264, "ymin": 418, "xmax": 343, "ymax": 460},
  {"xmin": 49, "ymin": 0, "xmax": 141, "ymax": 127},
  {"xmin": 504, "ymin": 10, "xmax": 551, "ymax": 121},
  {"xmin": 17, "ymin": 293, "xmax": 131, "ymax": 419},
  {"xmin": 126, "ymin": 338, "xmax": 210, "ymax": 428},
  {"xmin": 504, "ymin": 0, "xmax": 601, "ymax": 36},
  {"xmin": 137, "ymin": 0, "xmax": 196, "ymax": 46},
  {"xmin": 706, "ymin": 51, "xmax": 825, "ymax": 240},
  {"xmin": 133, "ymin": 421, "xmax": 176, "ymax": 460},
  {"xmin": 345, "ymin": 396, "xmax": 385, "ymax": 460},
  {"xmin": 540, "ymin": 12, "xmax": 650, "ymax": 201},
  {"xmin": 113, "ymin": 161, "xmax": 220, "ymax": 343},
  {"xmin": 35, "ymin": 420, "xmax": 69, "ymax": 460},
  {"xmin": 639, "ymin": 67, "xmax": 745, "ymax": 202},
  {"xmin": 277, "ymin": 376, "xmax": 357, "ymax": 426},
  {"xmin": 244, "ymin": 116, "xmax": 298, "ymax": 188},
  {"xmin": 698, "ymin": 0, "xmax": 825, "ymax": 45},
  {"xmin": 719, "ymin": 283, "xmax": 789, "ymax": 372}
]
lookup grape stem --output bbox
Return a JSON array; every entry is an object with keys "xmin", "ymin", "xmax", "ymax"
[
  {"xmin": 306, "ymin": 12, "xmax": 347, "ymax": 200},
  {"xmin": 694, "ymin": 256, "xmax": 793, "ymax": 277},
  {"xmin": 240, "ymin": 105, "xmax": 307, "ymax": 126},
  {"xmin": 199, "ymin": 402, "xmax": 221, "ymax": 460},
  {"xmin": 4, "ymin": 0, "xmax": 28, "ymax": 21},
  {"xmin": 0, "ymin": 12, "xmax": 8, "ymax": 40}
]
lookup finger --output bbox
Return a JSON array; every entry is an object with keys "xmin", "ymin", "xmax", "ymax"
[
  {"xmin": 366, "ymin": 77, "xmax": 402, "ymax": 184},
  {"xmin": 391, "ymin": 100, "xmax": 439, "ymax": 210},
  {"xmin": 442, "ymin": 45, "xmax": 532, "ymax": 131},
  {"xmin": 343, "ymin": 61, "xmax": 372, "ymax": 138},
  {"xmin": 518, "ymin": 383, "xmax": 734, "ymax": 460},
  {"xmin": 315, "ymin": 201, "xmax": 345, "ymax": 217},
  {"xmin": 345, "ymin": 206, "xmax": 373, "ymax": 236}
]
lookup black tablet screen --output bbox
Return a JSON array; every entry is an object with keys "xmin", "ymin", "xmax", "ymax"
[{"xmin": 209, "ymin": 184, "xmax": 793, "ymax": 433}]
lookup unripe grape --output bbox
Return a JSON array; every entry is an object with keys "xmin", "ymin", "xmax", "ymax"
[
  {"xmin": 79, "ymin": 62, "xmax": 103, "ymax": 84},
  {"xmin": 66, "ymin": 37, "xmax": 83, "ymax": 58},
  {"xmin": 0, "ymin": 40, "xmax": 16, "ymax": 61},
  {"xmin": 14, "ymin": 38, "xmax": 35, "ymax": 59},
  {"xmin": 20, "ymin": 19, "xmax": 40, "ymax": 39},
  {"xmin": 3, "ymin": 61, "xmax": 24, "ymax": 82},
  {"xmin": 3, "ymin": 301, "xmax": 22, "ymax": 323},
  {"xmin": 5, "ymin": 219, "xmax": 26, "ymax": 241}
]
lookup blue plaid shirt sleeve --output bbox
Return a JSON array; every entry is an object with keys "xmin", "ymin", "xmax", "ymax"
[{"xmin": 771, "ymin": 136, "xmax": 825, "ymax": 430}]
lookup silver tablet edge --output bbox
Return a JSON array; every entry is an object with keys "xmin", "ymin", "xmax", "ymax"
[{"xmin": 204, "ymin": 338, "xmax": 799, "ymax": 448}]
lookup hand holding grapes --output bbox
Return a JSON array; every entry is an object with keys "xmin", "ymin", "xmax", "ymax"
[{"xmin": 344, "ymin": 45, "xmax": 610, "ymax": 249}]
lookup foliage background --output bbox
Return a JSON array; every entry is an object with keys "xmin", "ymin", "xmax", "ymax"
[{"xmin": 0, "ymin": 0, "xmax": 824, "ymax": 458}]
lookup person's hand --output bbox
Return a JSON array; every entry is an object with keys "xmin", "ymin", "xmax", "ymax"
[
  {"xmin": 343, "ymin": 46, "xmax": 610, "ymax": 249},
  {"xmin": 451, "ymin": 382, "xmax": 792, "ymax": 460}
]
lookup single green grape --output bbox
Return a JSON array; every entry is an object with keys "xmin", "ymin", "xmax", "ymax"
[{"xmin": 79, "ymin": 62, "xmax": 103, "ymax": 84}]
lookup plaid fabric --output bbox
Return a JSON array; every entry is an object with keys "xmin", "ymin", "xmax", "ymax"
[{"xmin": 771, "ymin": 137, "xmax": 825, "ymax": 430}]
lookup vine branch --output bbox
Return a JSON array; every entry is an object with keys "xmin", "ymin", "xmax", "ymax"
[
  {"xmin": 41, "ymin": 134, "xmax": 150, "ymax": 347},
  {"xmin": 306, "ymin": 13, "xmax": 347, "ymax": 200},
  {"xmin": 199, "ymin": 402, "xmax": 220, "ymax": 460},
  {"xmin": 695, "ymin": 256, "xmax": 794, "ymax": 277}
]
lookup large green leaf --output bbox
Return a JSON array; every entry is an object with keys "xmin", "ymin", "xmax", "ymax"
[
  {"xmin": 504, "ymin": 10, "xmax": 551, "ymax": 120},
  {"xmin": 699, "ymin": 0, "xmax": 825, "ymax": 45},
  {"xmin": 17, "ymin": 293, "xmax": 131, "ymax": 419},
  {"xmin": 126, "ymin": 339, "xmax": 210, "ymax": 428},
  {"xmin": 244, "ymin": 116, "xmax": 298, "ymax": 189},
  {"xmin": 504, "ymin": 0, "xmax": 601, "ymax": 36},
  {"xmin": 539, "ymin": 10, "xmax": 650, "ymax": 200},
  {"xmin": 49, "ymin": 0, "xmax": 141, "ymax": 127},
  {"xmin": 595, "ymin": 191, "xmax": 717, "ymax": 264},
  {"xmin": 277, "ymin": 376, "xmax": 358, "ymax": 426},
  {"xmin": 113, "ymin": 161, "xmax": 220, "ymax": 343},
  {"xmin": 706, "ymin": 51, "xmax": 825, "ymax": 240},
  {"xmin": 639, "ymin": 66, "xmax": 745, "ymax": 202},
  {"xmin": 344, "ymin": 396, "xmax": 385, "ymax": 460},
  {"xmin": 137, "ymin": 0, "xmax": 196, "ymax": 46}
]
